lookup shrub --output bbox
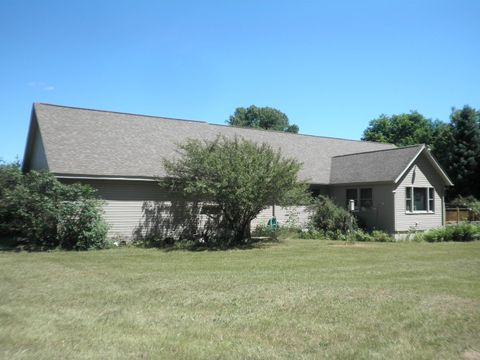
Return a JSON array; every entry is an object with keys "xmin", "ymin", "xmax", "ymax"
[
  {"xmin": 347, "ymin": 229, "xmax": 372, "ymax": 242},
  {"xmin": 1, "ymin": 170, "xmax": 63, "ymax": 245},
  {"xmin": 252, "ymin": 224, "xmax": 279, "ymax": 239},
  {"xmin": 299, "ymin": 228, "xmax": 394, "ymax": 242},
  {"xmin": 309, "ymin": 195, "xmax": 357, "ymax": 233},
  {"xmin": 298, "ymin": 229, "xmax": 326, "ymax": 240},
  {"xmin": 420, "ymin": 223, "xmax": 480, "ymax": 242},
  {"xmin": 57, "ymin": 190, "xmax": 110, "ymax": 250},
  {"xmin": 0, "ymin": 164, "xmax": 109, "ymax": 250},
  {"xmin": 370, "ymin": 230, "xmax": 394, "ymax": 242}
]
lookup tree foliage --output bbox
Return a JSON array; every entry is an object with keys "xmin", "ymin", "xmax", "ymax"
[
  {"xmin": 228, "ymin": 105, "xmax": 299, "ymax": 133},
  {"xmin": 362, "ymin": 111, "xmax": 441, "ymax": 146},
  {"xmin": 0, "ymin": 163, "xmax": 109, "ymax": 250},
  {"xmin": 447, "ymin": 106, "xmax": 480, "ymax": 198},
  {"xmin": 162, "ymin": 136, "xmax": 307, "ymax": 246},
  {"xmin": 361, "ymin": 106, "xmax": 480, "ymax": 199}
]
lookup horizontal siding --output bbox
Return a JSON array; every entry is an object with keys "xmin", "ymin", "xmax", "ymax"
[
  {"xmin": 102, "ymin": 200, "xmax": 146, "ymax": 238},
  {"xmin": 61, "ymin": 179, "xmax": 313, "ymax": 239},
  {"xmin": 251, "ymin": 206, "xmax": 312, "ymax": 230},
  {"xmin": 329, "ymin": 184, "xmax": 395, "ymax": 233},
  {"xmin": 60, "ymin": 180, "xmax": 187, "ymax": 239},
  {"xmin": 394, "ymin": 154, "xmax": 444, "ymax": 232}
]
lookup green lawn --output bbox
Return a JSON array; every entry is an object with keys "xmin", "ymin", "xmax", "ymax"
[{"xmin": 1, "ymin": 239, "xmax": 479, "ymax": 359}]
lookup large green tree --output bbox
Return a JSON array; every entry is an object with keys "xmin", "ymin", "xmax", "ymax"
[
  {"xmin": 162, "ymin": 136, "xmax": 307, "ymax": 246},
  {"xmin": 362, "ymin": 111, "xmax": 439, "ymax": 146},
  {"xmin": 227, "ymin": 105, "xmax": 299, "ymax": 133},
  {"xmin": 447, "ymin": 106, "xmax": 480, "ymax": 198},
  {"xmin": 361, "ymin": 106, "xmax": 480, "ymax": 199}
]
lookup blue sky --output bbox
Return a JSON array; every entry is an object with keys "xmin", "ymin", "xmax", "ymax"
[{"xmin": 1, "ymin": 0, "xmax": 479, "ymax": 162}]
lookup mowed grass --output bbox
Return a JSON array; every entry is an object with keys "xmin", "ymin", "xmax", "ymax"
[{"xmin": 1, "ymin": 240, "xmax": 479, "ymax": 359}]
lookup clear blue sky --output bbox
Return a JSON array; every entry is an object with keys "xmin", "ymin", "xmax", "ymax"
[{"xmin": 1, "ymin": 0, "xmax": 479, "ymax": 162}]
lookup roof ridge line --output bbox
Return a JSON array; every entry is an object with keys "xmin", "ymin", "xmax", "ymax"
[
  {"xmin": 35, "ymin": 102, "xmax": 396, "ymax": 146},
  {"xmin": 34, "ymin": 102, "xmax": 209, "ymax": 124},
  {"xmin": 207, "ymin": 122, "xmax": 398, "ymax": 144},
  {"xmin": 331, "ymin": 144, "xmax": 423, "ymax": 158}
]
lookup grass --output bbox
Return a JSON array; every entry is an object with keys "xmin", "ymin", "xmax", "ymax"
[{"xmin": 1, "ymin": 239, "xmax": 479, "ymax": 359}]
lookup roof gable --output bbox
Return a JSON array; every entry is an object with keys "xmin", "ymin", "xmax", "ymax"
[
  {"xmin": 330, "ymin": 144, "xmax": 453, "ymax": 186},
  {"xmin": 26, "ymin": 103, "xmax": 396, "ymax": 183}
]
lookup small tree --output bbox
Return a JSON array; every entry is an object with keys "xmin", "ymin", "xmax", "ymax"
[{"xmin": 162, "ymin": 136, "xmax": 308, "ymax": 246}]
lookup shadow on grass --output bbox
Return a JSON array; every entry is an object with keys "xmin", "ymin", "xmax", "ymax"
[
  {"xmin": 145, "ymin": 237, "xmax": 279, "ymax": 252},
  {"xmin": 0, "ymin": 237, "xmax": 54, "ymax": 252}
]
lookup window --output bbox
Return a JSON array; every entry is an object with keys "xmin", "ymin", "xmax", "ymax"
[
  {"xmin": 414, "ymin": 188, "xmax": 427, "ymax": 211},
  {"xmin": 360, "ymin": 188, "xmax": 373, "ymax": 210},
  {"xmin": 345, "ymin": 188, "xmax": 372, "ymax": 211},
  {"xmin": 406, "ymin": 187, "xmax": 412, "ymax": 212},
  {"xmin": 346, "ymin": 189, "xmax": 358, "ymax": 210},
  {"xmin": 405, "ymin": 187, "xmax": 435, "ymax": 213}
]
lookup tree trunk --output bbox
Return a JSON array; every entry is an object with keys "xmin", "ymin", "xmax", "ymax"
[{"xmin": 232, "ymin": 220, "xmax": 251, "ymax": 244}]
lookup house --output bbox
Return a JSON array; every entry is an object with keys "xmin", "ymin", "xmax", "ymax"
[{"xmin": 22, "ymin": 103, "xmax": 453, "ymax": 238}]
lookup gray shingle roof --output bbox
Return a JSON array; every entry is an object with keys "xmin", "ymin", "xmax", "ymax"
[
  {"xmin": 29, "ymin": 103, "xmax": 398, "ymax": 184},
  {"xmin": 329, "ymin": 145, "xmax": 424, "ymax": 184}
]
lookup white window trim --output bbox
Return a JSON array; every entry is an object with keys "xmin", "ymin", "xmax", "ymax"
[{"xmin": 405, "ymin": 186, "xmax": 435, "ymax": 214}]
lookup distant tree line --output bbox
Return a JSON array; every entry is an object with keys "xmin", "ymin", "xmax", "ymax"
[{"xmin": 362, "ymin": 105, "xmax": 480, "ymax": 199}]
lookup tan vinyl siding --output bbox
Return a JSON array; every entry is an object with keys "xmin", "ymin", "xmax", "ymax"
[
  {"xmin": 251, "ymin": 206, "xmax": 312, "ymax": 229},
  {"xmin": 329, "ymin": 184, "xmax": 395, "ymax": 233},
  {"xmin": 30, "ymin": 130, "xmax": 48, "ymax": 170},
  {"xmin": 60, "ymin": 179, "xmax": 314, "ymax": 239},
  {"xmin": 394, "ymin": 154, "xmax": 444, "ymax": 232},
  {"xmin": 60, "ymin": 179, "xmax": 177, "ymax": 239}
]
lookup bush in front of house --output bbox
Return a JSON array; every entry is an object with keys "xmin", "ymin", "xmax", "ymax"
[
  {"xmin": 252, "ymin": 224, "xmax": 279, "ymax": 239},
  {"xmin": 309, "ymin": 195, "xmax": 357, "ymax": 234},
  {"xmin": 299, "ymin": 228, "xmax": 394, "ymax": 242},
  {"xmin": 417, "ymin": 223, "xmax": 480, "ymax": 242},
  {"xmin": 0, "ymin": 163, "xmax": 110, "ymax": 250}
]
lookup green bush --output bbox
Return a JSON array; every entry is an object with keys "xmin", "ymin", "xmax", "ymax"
[
  {"xmin": 299, "ymin": 228, "xmax": 394, "ymax": 242},
  {"xmin": 309, "ymin": 195, "xmax": 357, "ymax": 233},
  {"xmin": 252, "ymin": 224, "xmax": 279, "ymax": 239},
  {"xmin": 57, "ymin": 195, "xmax": 110, "ymax": 250},
  {"xmin": 347, "ymin": 229, "xmax": 372, "ymax": 242},
  {"xmin": 420, "ymin": 223, "xmax": 480, "ymax": 242},
  {"xmin": 370, "ymin": 230, "xmax": 394, "ymax": 242},
  {"xmin": 298, "ymin": 229, "xmax": 326, "ymax": 240},
  {"xmin": 253, "ymin": 224, "xmax": 303, "ymax": 241},
  {"xmin": 0, "ymin": 164, "xmax": 109, "ymax": 250}
]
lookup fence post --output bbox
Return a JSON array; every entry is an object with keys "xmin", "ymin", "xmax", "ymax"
[{"xmin": 457, "ymin": 207, "xmax": 460, "ymax": 224}]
